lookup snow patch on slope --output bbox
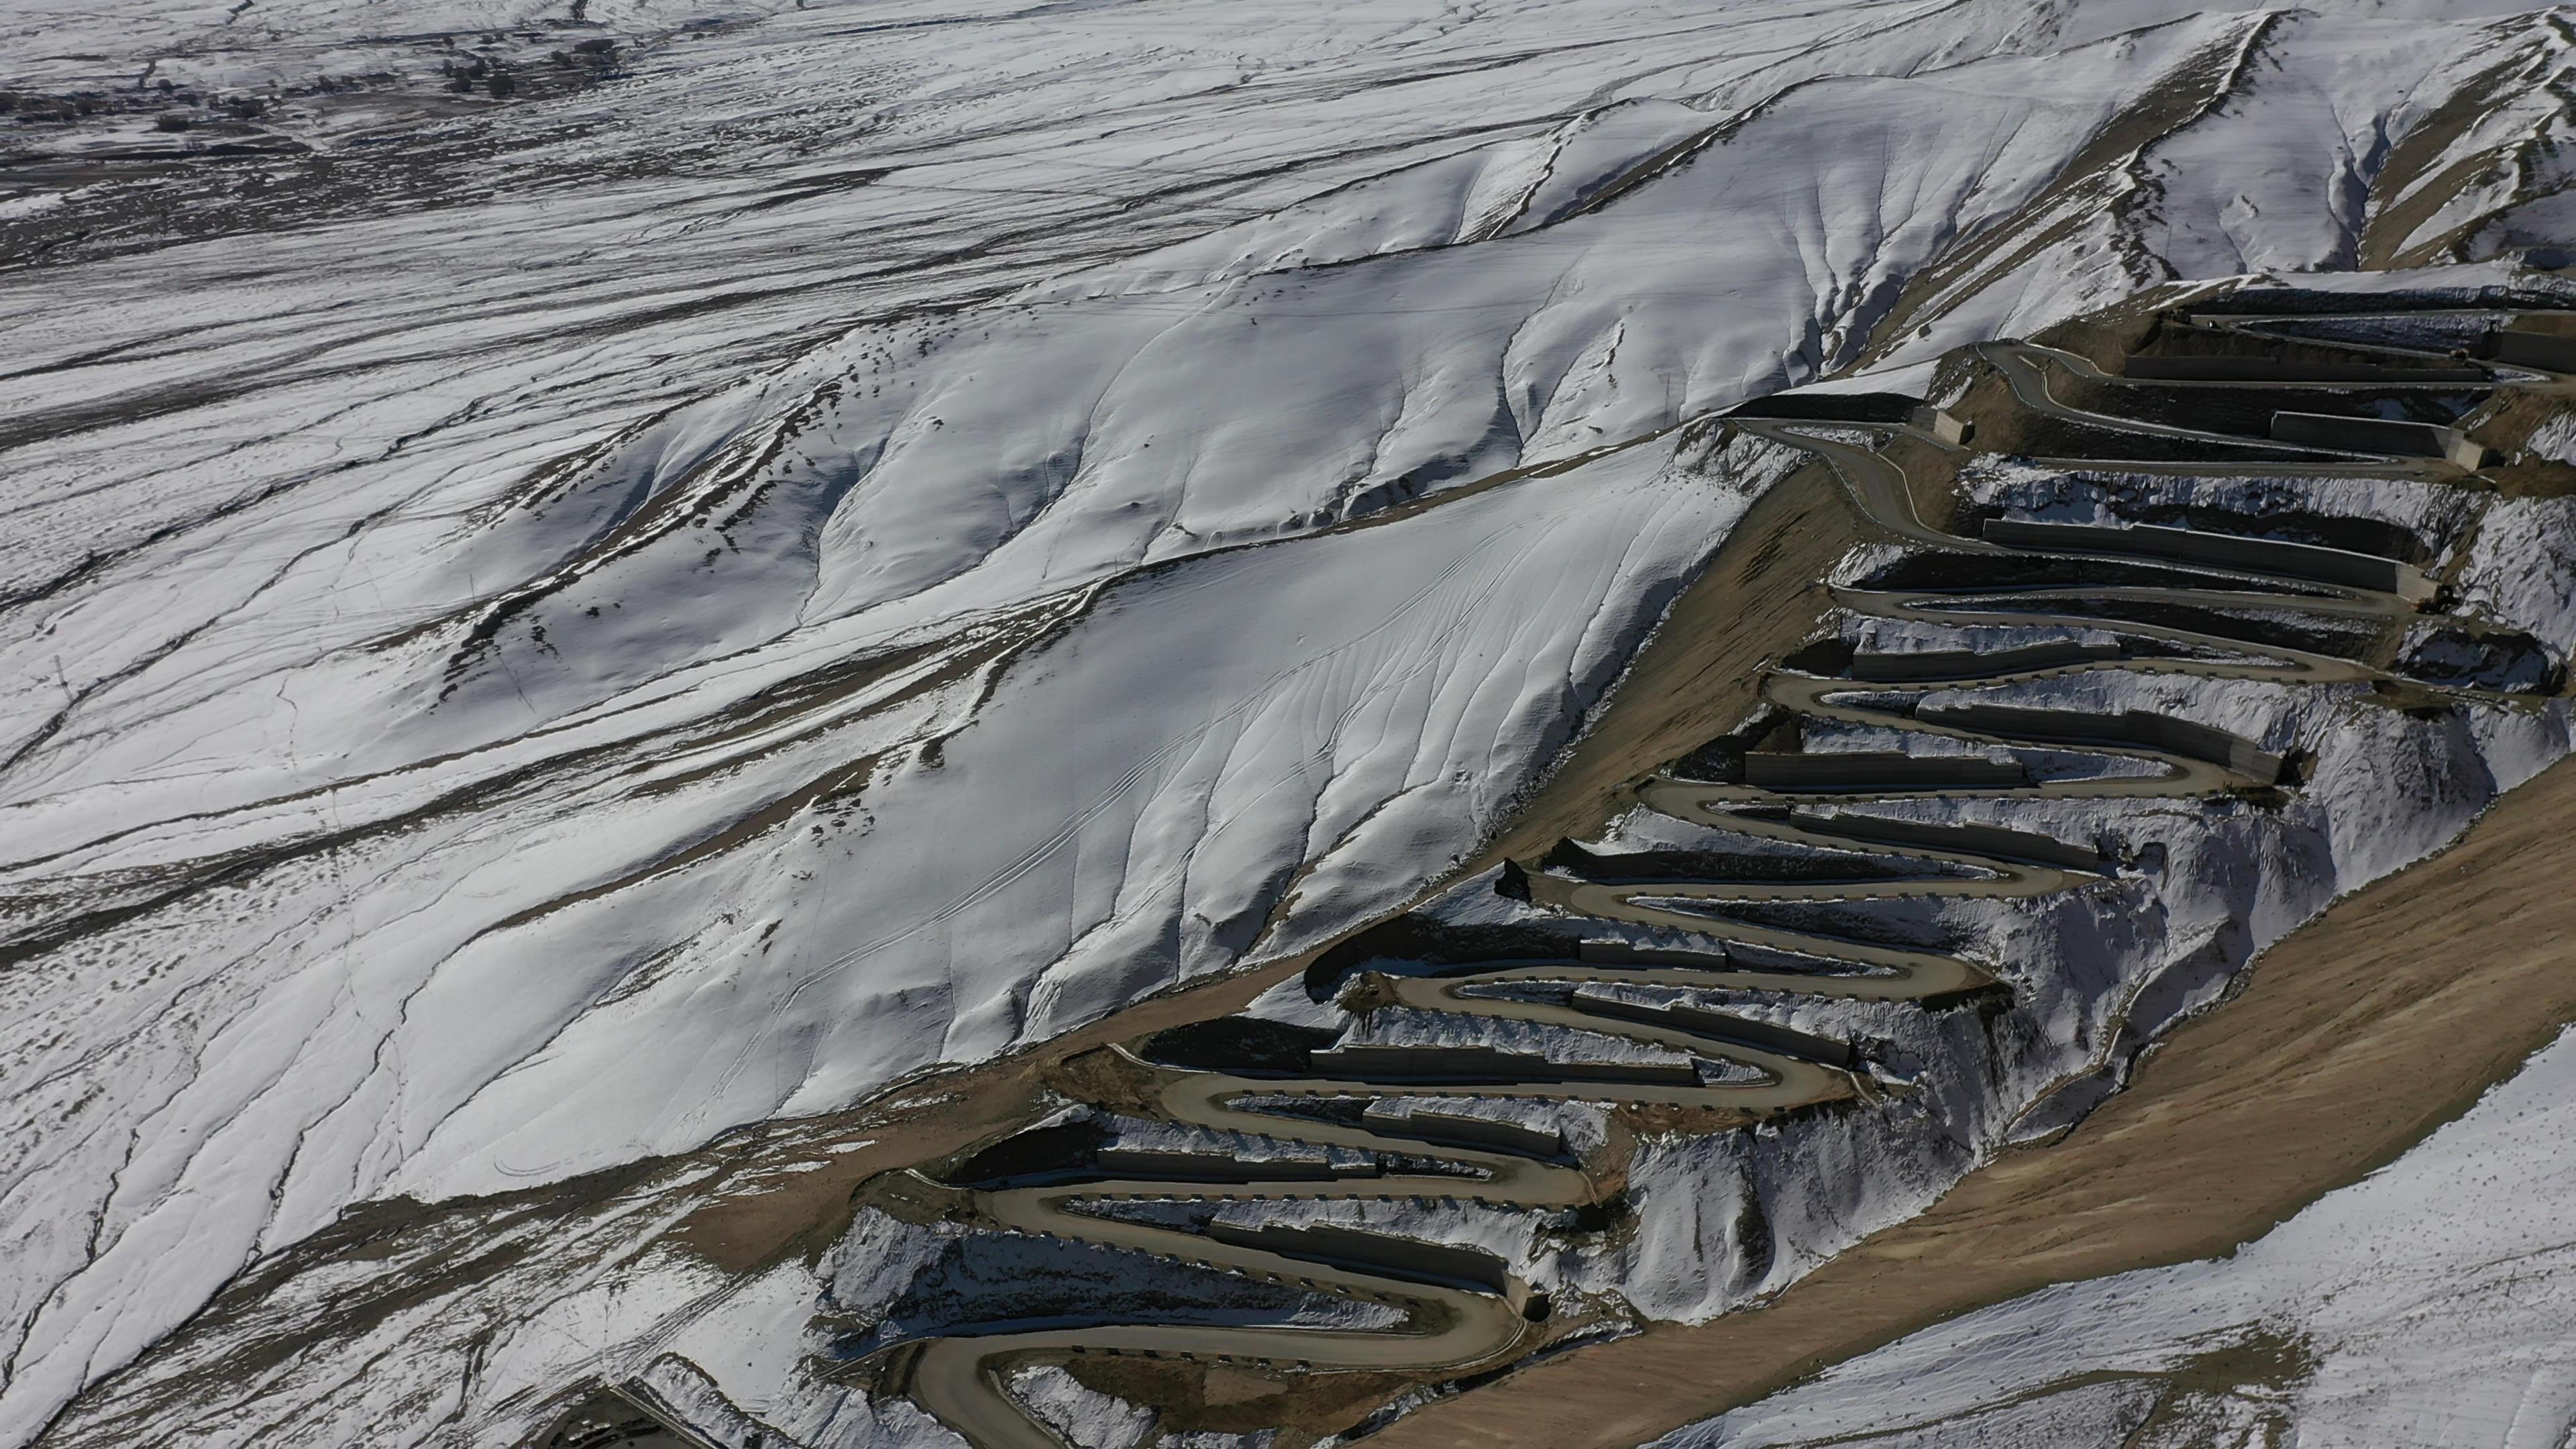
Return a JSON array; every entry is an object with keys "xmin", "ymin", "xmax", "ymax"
[{"xmin": 1659, "ymin": 1022, "xmax": 2576, "ymax": 1448}]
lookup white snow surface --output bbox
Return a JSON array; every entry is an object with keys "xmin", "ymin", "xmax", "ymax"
[
  {"xmin": 1004, "ymin": 1367, "xmax": 1155, "ymax": 1449},
  {"xmin": 1657, "ymin": 1024, "xmax": 2576, "ymax": 1448},
  {"xmin": 2456, "ymin": 495, "xmax": 2576, "ymax": 652},
  {"xmin": 9, "ymin": 0, "xmax": 2576, "ymax": 1442}
]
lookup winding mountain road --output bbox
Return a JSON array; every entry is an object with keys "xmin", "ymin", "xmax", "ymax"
[{"xmin": 873, "ymin": 328, "xmax": 2514, "ymax": 1448}]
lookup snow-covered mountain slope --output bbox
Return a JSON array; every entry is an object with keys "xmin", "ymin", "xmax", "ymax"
[
  {"xmin": 6, "ymin": 1, "xmax": 2576, "ymax": 1444},
  {"xmin": 1658, "ymin": 1018, "xmax": 2576, "ymax": 1449}
]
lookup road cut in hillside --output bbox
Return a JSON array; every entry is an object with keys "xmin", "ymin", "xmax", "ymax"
[{"xmin": 1366, "ymin": 747, "xmax": 2576, "ymax": 1449}]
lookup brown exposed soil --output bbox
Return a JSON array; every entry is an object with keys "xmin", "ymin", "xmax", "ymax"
[
  {"xmin": 1455, "ymin": 447, "xmax": 1867, "ymax": 873},
  {"xmin": 1058, "ymin": 1351, "xmax": 1419, "ymax": 1440},
  {"xmin": 1364, "ymin": 751, "xmax": 2576, "ymax": 1449}
]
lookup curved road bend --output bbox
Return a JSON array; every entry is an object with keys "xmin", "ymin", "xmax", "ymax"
[
  {"xmin": 883, "ymin": 362, "xmax": 2500, "ymax": 1448},
  {"xmin": 1975, "ymin": 338, "xmax": 2483, "ymax": 470}
]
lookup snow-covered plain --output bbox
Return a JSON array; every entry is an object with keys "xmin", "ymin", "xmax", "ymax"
[{"xmin": 7, "ymin": 0, "xmax": 2576, "ymax": 1443}]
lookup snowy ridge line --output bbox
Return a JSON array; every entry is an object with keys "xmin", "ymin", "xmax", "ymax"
[{"xmin": 843, "ymin": 304, "xmax": 2551, "ymax": 1448}]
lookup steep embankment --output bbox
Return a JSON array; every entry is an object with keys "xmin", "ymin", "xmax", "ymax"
[{"xmin": 1379, "ymin": 768, "xmax": 2576, "ymax": 1444}]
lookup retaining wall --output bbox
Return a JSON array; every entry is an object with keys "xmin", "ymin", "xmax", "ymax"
[
  {"xmin": 1571, "ymin": 991, "xmax": 1860, "ymax": 1069},
  {"xmin": 1915, "ymin": 702, "xmax": 2284, "ymax": 784},
  {"xmin": 1907, "ymin": 405, "xmax": 1972, "ymax": 445},
  {"xmin": 1742, "ymin": 752, "xmax": 2029, "ymax": 790},
  {"xmin": 1095, "ymin": 1147, "xmax": 1377, "ymax": 1183},
  {"xmin": 1725, "ymin": 391, "xmax": 1920, "ymax": 424},
  {"xmin": 1849, "ymin": 639, "xmax": 2123, "ymax": 682},
  {"xmin": 1576, "ymin": 940, "xmax": 1735, "ymax": 971},
  {"xmin": 1980, "ymin": 517, "xmax": 2436, "ymax": 602},
  {"xmin": 2269, "ymin": 409, "xmax": 2486, "ymax": 468},
  {"xmin": 1360, "ymin": 1105, "xmax": 1563, "ymax": 1159},
  {"xmin": 1784, "ymin": 810, "xmax": 2106, "ymax": 871},
  {"xmin": 2121, "ymin": 354, "xmax": 2485, "ymax": 383},
  {"xmin": 2478, "ymin": 330, "xmax": 2576, "ymax": 374},
  {"xmin": 1206, "ymin": 1222, "xmax": 1514, "ymax": 1295},
  {"xmin": 1307, "ymin": 1044, "xmax": 1699, "ymax": 1087}
]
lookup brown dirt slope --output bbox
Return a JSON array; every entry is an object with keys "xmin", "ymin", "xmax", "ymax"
[{"xmin": 1370, "ymin": 753, "xmax": 2576, "ymax": 1449}]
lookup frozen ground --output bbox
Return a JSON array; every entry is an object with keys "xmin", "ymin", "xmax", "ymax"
[{"xmin": 7, "ymin": 0, "xmax": 2576, "ymax": 1443}]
